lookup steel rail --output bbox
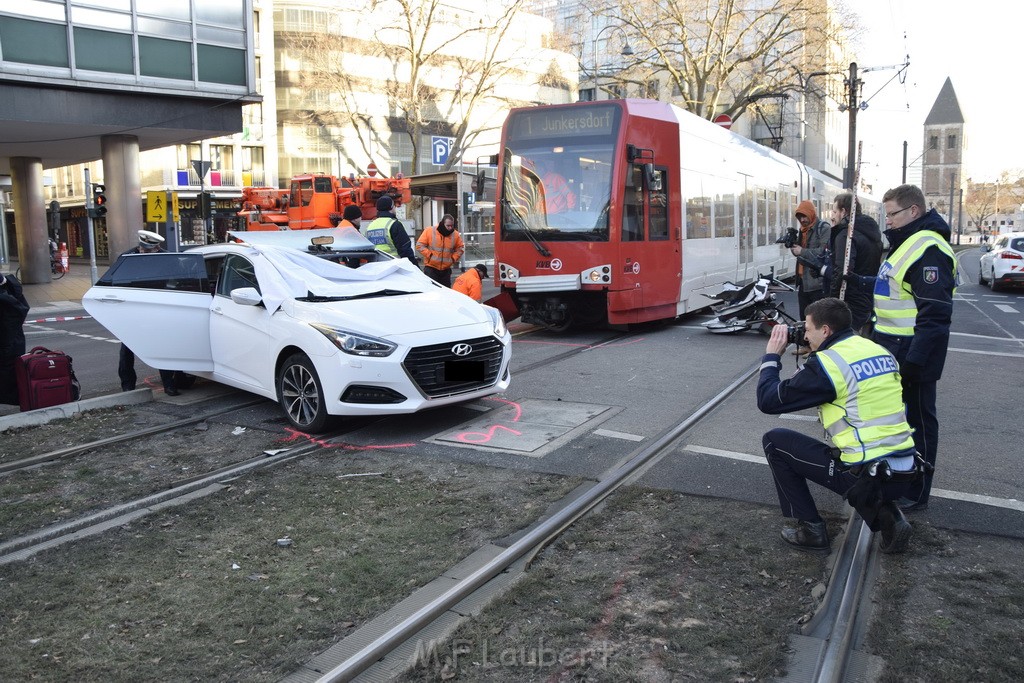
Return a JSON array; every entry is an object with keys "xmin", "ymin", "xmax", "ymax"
[
  {"xmin": 0, "ymin": 397, "xmax": 267, "ymax": 475},
  {"xmin": 314, "ymin": 359, "xmax": 764, "ymax": 682}
]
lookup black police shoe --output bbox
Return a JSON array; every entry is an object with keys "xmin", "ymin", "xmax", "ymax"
[
  {"xmin": 781, "ymin": 520, "xmax": 829, "ymax": 551},
  {"xmin": 878, "ymin": 502, "xmax": 912, "ymax": 554},
  {"xmin": 895, "ymin": 496, "xmax": 929, "ymax": 512},
  {"xmin": 164, "ymin": 387, "xmax": 180, "ymax": 397}
]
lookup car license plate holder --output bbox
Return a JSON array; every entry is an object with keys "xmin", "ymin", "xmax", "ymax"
[{"xmin": 444, "ymin": 360, "xmax": 485, "ymax": 382}]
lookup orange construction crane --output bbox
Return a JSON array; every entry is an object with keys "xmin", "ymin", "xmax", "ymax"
[{"xmin": 238, "ymin": 173, "xmax": 412, "ymax": 231}]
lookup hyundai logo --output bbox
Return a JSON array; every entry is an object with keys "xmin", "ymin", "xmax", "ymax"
[{"xmin": 451, "ymin": 343, "xmax": 473, "ymax": 357}]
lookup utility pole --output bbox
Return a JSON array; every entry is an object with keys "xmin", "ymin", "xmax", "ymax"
[
  {"xmin": 844, "ymin": 62, "xmax": 861, "ymax": 190},
  {"xmin": 902, "ymin": 141, "xmax": 908, "ymax": 184}
]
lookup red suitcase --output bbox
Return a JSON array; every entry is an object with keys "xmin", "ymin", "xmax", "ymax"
[{"xmin": 15, "ymin": 346, "xmax": 81, "ymax": 412}]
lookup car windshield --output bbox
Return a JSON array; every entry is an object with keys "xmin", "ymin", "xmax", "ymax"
[{"xmin": 499, "ymin": 104, "xmax": 620, "ymax": 242}]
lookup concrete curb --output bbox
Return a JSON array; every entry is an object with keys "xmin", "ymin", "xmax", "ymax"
[{"xmin": 0, "ymin": 389, "xmax": 153, "ymax": 431}]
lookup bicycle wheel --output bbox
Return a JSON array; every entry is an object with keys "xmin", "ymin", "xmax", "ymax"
[{"xmin": 52, "ymin": 262, "xmax": 66, "ymax": 279}]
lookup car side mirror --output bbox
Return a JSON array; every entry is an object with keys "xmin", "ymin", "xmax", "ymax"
[{"xmin": 230, "ymin": 287, "xmax": 263, "ymax": 306}]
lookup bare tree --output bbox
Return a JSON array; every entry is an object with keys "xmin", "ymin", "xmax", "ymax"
[
  {"xmin": 287, "ymin": 0, "xmax": 546, "ymax": 177},
  {"xmin": 587, "ymin": 0, "xmax": 849, "ymax": 121},
  {"xmin": 966, "ymin": 172, "xmax": 1024, "ymax": 234}
]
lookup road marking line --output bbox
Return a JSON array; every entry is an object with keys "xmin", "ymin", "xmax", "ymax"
[
  {"xmin": 684, "ymin": 445, "xmax": 1024, "ymax": 512},
  {"xmin": 594, "ymin": 428, "xmax": 644, "ymax": 442},
  {"xmin": 683, "ymin": 444, "xmax": 765, "ymax": 464},
  {"xmin": 995, "ymin": 304, "xmax": 1018, "ymax": 313},
  {"xmin": 951, "ymin": 331, "xmax": 1023, "ymax": 341},
  {"xmin": 948, "ymin": 347, "xmax": 1024, "ymax": 358},
  {"xmin": 930, "ymin": 488, "xmax": 1024, "ymax": 512}
]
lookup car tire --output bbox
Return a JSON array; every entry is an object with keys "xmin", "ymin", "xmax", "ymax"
[
  {"xmin": 978, "ymin": 268, "xmax": 986, "ymax": 285},
  {"xmin": 277, "ymin": 352, "xmax": 331, "ymax": 433},
  {"xmin": 990, "ymin": 273, "xmax": 1002, "ymax": 292}
]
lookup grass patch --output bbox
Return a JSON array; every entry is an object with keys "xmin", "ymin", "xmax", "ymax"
[
  {"xmin": 400, "ymin": 488, "xmax": 830, "ymax": 682},
  {"xmin": 0, "ymin": 450, "xmax": 580, "ymax": 681}
]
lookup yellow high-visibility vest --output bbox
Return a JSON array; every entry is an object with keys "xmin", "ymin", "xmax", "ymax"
[
  {"xmin": 816, "ymin": 335, "xmax": 916, "ymax": 464},
  {"xmin": 874, "ymin": 230, "xmax": 957, "ymax": 336}
]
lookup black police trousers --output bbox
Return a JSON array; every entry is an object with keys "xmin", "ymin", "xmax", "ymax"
[{"xmin": 762, "ymin": 428, "xmax": 911, "ymax": 526}]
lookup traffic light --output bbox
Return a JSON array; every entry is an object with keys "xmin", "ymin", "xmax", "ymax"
[
  {"xmin": 91, "ymin": 183, "xmax": 107, "ymax": 218},
  {"xmin": 199, "ymin": 191, "xmax": 214, "ymax": 216}
]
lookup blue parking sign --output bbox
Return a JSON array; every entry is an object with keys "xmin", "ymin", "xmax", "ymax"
[{"xmin": 431, "ymin": 136, "xmax": 455, "ymax": 166}]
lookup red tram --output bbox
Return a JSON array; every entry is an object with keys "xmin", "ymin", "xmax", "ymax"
[{"xmin": 493, "ymin": 99, "xmax": 872, "ymax": 329}]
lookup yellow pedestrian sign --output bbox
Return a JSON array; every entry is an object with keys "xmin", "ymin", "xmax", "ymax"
[{"xmin": 146, "ymin": 191, "xmax": 167, "ymax": 222}]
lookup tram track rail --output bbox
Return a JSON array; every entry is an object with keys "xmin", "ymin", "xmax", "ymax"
[
  {"xmin": 0, "ymin": 397, "xmax": 267, "ymax": 477},
  {"xmin": 0, "ymin": 427, "xmax": 347, "ymax": 565}
]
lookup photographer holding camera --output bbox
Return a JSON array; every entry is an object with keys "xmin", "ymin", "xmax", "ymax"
[
  {"xmin": 756, "ymin": 297, "xmax": 917, "ymax": 553},
  {"xmin": 788, "ymin": 201, "xmax": 831, "ymax": 320}
]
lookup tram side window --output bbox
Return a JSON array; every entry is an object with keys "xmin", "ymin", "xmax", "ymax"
[
  {"xmin": 623, "ymin": 166, "xmax": 644, "ymax": 242},
  {"xmin": 649, "ymin": 169, "xmax": 669, "ymax": 241},
  {"xmin": 756, "ymin": 188, "xmax": 768, "ymax": 246},
  {"xmin": 715, "ymin": 194, "xmax": 736, "ymax": 237},
  {"xmin": 767, "ymin": 189, "xmax": 779, "ymax": 243}
]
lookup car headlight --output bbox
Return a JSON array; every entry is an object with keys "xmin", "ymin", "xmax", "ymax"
[
  {"xmin": 310, "ymin": 323, "xmax": 397, "ymax": 357},
  {"xmin": 483, "ymin": 305, "xmax": 507, "ymax": 338}
]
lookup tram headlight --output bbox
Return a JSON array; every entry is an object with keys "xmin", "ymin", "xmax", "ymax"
[
  {"xmin": 581, "ymin": 265, "xmax": 612, "ymax": 284},
  {"xmin": 499, "ymin": 263, "xmax": 519, "ymax": 281}
]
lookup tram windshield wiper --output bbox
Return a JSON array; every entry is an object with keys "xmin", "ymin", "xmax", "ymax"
[{"xmin": 501, "ymin": 198, "xmax": 551, "ymax": 257}]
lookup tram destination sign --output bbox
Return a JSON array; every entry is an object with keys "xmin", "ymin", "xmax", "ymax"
[{"xmin": 509, "ymin": 104, "xmax": 620, "ymax": 141}]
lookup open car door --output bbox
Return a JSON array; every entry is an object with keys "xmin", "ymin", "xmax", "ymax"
[{"xmin": 83, "ymin": 252, "xmax": 215, "ymax": 372}]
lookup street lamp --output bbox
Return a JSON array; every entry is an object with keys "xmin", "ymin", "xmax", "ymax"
[{"xmin": 591, "ymin": 24, "xmax": 633, "ymax": 99}]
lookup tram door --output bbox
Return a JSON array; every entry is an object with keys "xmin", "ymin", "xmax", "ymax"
[
  {"xmin": 737, "ymin": 173, "xmax": 754, "ymax": 281},
  {"xmin": 618, "ymin": 164, "xmax": 679, "ymax": 322}
]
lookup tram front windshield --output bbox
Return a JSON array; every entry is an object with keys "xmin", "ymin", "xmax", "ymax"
[{"xmin": 500, "ymin": 105, "xmax": 620, "ymax": 242}]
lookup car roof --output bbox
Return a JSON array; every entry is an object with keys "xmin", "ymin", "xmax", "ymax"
[{"xmin": 225, "ymin": 227, "xmax": 378, "ymax": 253}]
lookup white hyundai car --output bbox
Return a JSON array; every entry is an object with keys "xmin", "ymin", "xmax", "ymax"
[
  {"xmin": 979, "ymin": 232, "xmax": 1024, "ymax": 292},
  {"xmin": 84, "ymin": 229, "xmax": 511, "ymax": 432}
]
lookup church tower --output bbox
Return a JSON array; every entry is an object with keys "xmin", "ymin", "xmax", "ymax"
[{"xmin": 922, "ymin": 78, "xmax": 966, "ymax": 225}]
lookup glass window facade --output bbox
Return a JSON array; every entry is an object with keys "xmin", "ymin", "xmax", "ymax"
[{"xmin": 0, "ymin": 0, "xmax": 251, "ymax": 94}]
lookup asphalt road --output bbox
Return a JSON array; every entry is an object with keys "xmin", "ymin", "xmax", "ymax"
[{"xmin": 18, "ymin": 248, "xmax": 1024, "ymax": 540}]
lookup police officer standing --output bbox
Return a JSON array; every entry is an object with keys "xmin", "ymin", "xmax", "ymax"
[
  {"xmin": 362, "ymin": 195, "xmax": 418, "ymax": 265},
  {"xmin": 863, "ymin": 184, "xmax": 957, "ymax": 512},
  {"xmin": 757, "ymin": 298, "xmax": 916, "ymax": 553},
  {"xmin": 117, "ymin": 230, "xmax": 189, "ymax": 396}
]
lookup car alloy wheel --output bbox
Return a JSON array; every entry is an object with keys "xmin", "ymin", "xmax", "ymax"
[{"xmin": 277, "ymin": 353, "xmax": 330, "ymax": 432}]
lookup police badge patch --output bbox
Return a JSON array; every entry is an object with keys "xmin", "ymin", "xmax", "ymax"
[{"xmin": 923, "ymin": 266, "xmax": 939, "ymax": 284}]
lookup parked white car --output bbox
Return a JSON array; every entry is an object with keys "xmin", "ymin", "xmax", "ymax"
[
  {"xmin": 979, "ymin": 232, "xmax": 1024, "ymax": 291},
  {"xmin": 84, "ymin": 229, "xmax": 511, "ymax": 432}
]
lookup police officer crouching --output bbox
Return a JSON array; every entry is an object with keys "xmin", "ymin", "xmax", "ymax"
[{"xmin": 756, "ymin": 297, "xmax": 919, "ymax": 553}]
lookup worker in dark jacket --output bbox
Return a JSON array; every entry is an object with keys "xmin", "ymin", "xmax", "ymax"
[
  {"xmin": 0, "ymin": 271, "xmax": 30, "ymax": 405},
  {"xmin": 844, "ymin": 184, "xmax": 957, "ymax": 512},
  {"xmin": 117, "ymin": 230, "xmax": 191, "ymax": 396},
  {"xmin": 821, "ymin": 192, "xmax": 884, "ymax": 333},
  {"xmin": 757, "ymin": 297, "xmax": 916, "ymax": 553},
  {"xmin": 362, "ymin": 195, "xmax": 418, "ymax": 265}
]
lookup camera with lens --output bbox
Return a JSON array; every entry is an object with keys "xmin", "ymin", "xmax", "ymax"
[
  {"xmin": 786, "ymin": 321, "xmax": 807, "ymax": 345},
  {"xmin": 776, "ymin": 227, "xmax": 799, "ymax": 249}
]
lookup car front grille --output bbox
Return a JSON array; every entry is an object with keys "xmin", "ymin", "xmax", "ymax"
[{"xmin": 403, "ymin": 335, "xmax": 505, "ymax": 398}]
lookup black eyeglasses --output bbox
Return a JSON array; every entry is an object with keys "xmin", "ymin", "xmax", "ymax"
[{"xmin": 885, "ymin": 206, "xmax": 910, "ymax": 219}]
